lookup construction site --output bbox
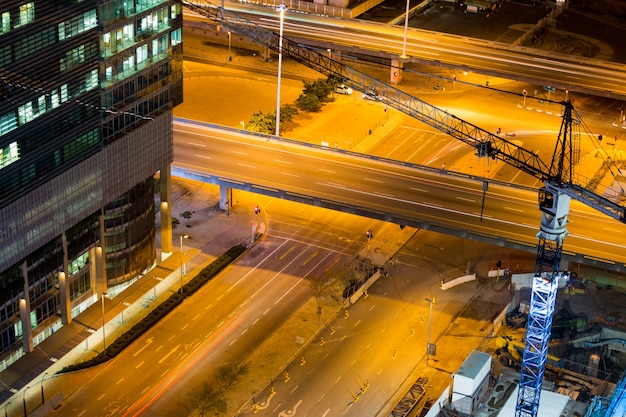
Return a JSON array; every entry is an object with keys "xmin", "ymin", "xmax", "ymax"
[{"xmin": 406, "ymin": 269, "xmax": 626, "ymax": 417}]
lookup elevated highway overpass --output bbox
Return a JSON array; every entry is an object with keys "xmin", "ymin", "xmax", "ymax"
[{"xmin": 173, "ymin": 118, "xmax": 626, "ymax": 272}]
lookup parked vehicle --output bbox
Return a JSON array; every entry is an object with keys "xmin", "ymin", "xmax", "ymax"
[
  {"xmin": 334, "ymin": 84, "xmax": 353, "ymax": 95},
  {"xmin": 362, "ymin": 90, "xmax": 380, "ymax": 101}
]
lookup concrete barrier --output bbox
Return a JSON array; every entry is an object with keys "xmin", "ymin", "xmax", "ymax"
[{"xmin": 440, "ymin": 274, "xmax": 476, "ymax": 291}]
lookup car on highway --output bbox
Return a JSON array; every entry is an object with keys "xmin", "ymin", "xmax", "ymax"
[{"xmin": 334, "ymin": 84, "xmax": 353, "ymax": 95}]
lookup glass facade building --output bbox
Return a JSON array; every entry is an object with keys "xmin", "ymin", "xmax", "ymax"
[{"xmin": 0, "ymin": 0, "xmax": 182, "ymax": 364}]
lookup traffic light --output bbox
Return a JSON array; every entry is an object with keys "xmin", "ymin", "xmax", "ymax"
[
  {"xmin": 254, "ymin": 205, "xmax": 260, "ymax": 214},
  {"xmin": 366, "ymin": 229, "xmax": 373, "ymax": 239}
]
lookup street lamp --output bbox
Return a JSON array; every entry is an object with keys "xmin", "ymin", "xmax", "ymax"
[
  {"xmin": 275, "ymin": 4, "xmax": 287, "ymax": 137},
  {"xmin": 101, "ymin": 292, "xmax": 108, "ymax": 356},
  {"xmin": 425, "ymin": 297, "xmax": 436, "ymax": 365},
  {"xmin": 5, "ymin": 401, "xmax": 10, "ymax": 417},
  {"xmin": 40, "ymin": 372, "xmax": 48, "ymax": 405},
  {"xmin": 400, "ymin": 0, "xmax": 410, "ymax": 59},
  {"xmin": 227, "ymin": 31, "xmax": 232, "ymax": 61},
  {"xmin": 180, "ymin": 234, "xmax": 189, "ymax": 295}
]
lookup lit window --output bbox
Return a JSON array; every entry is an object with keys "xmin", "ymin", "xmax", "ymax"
[
  {"xmin": 0, "ymin": 112, "xmax": 17, "ymax": 136},
  {"xmin": 17, "ymin": 2, "xmax": 35, "ymax": 27},
  {"xmin": 1, "ymin": 12, "xmax": 10, "ymax": 34},
  {"xmin": 0, "ymin": 142, "xmax": 20, "ymax": 169},
  {"xmin": 171, "ymin": 28, "xmax": 181, "ymax": 46}
]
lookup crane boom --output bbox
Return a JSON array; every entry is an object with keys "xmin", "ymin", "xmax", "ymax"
[
  {"xmin": 176, "ymin": 3, "xmax": 626, "ymax": 416},
  {"xmin": 181, "ymin": 0, "xmax": 625, "ymax": 224}
]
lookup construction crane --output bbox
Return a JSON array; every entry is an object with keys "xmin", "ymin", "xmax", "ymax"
[{"xmin": 176, "ymin": 2, "xmax": 626, "ymax": 415}]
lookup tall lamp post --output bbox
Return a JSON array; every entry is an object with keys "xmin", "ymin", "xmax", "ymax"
[
  {"xmin": 425, "ymin": 297, "xmax": 436, "ymax": 365},
  {"xmin": 275, "ymin": 4, "xmax": 287, "ymax": 136},
  {"xmin": 227, "ymin": 31, "xmax": 232, "ymax": 61},
  {"xmin": 5, "ymin": 401, "xmax": 10, "ymax": 417},
  {"xmin": 101, "ymin": 292, "xmax": 108, "ymax": 356},
  {"xmin": 180, "ymin": 234, "xmax": 189, "ymax": 295},
  {"xmin": 400, "ymin": 0, "xmax": 410, "ymax": 59}
]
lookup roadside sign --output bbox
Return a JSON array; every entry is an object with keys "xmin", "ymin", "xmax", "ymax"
[
  {"xmin": 544, "ymin": 86, "xmax": 556, "ymax": 93},
  {"xmin": 522, "ymin": 89, "xmax": 527, "ymax": 96}
]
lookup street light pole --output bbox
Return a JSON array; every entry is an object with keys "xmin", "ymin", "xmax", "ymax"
[
  {"xmin": 40, "ymin": 372, "xmax": 47, "ymax": 405},
  {"xmin": 180, "ymin": 234, "xmax": 189, "ymax": 295},
  {"xmin": 400, "ymin": 0, "xmax": 410, "ymax": 59},
  {"xmin": 4, "ymin": 401, "xmax": 10, "ymax": 417},
  {"xmin": 275, "ymin": 4, "xmax": 287, "ymax": 137},
  {"xmin": 227, "ymin": 31, "xmax": 232, "ymax": 61},
  {"xmin": 101, "ymin": 292, "xmax": 108, "ymax": 356},
  {"xmin": 425, "ymin": 297, "xmax": 435, "ymax": 365}
]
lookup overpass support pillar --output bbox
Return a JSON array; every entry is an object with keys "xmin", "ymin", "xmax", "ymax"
[
  {"xmin": 260, "ymin": 45, "xmax": 271, "ymax": 61},
  {"xmin": 391, "ymin": 58, "xmax": 403, "ymax": 85},
  {"xmin": 220, "ymin": 185, "xmax": 233, "ymax": 212}
]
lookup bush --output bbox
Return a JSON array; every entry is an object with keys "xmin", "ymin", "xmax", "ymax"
[{"xmin": 57, "ymin": 243, "xmax": 248, "ymax": 374}]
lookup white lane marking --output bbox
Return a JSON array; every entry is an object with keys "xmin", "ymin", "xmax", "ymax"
[
  {"xmin": 237, "ymin": 163, "xmax": 256, "ymax": 169},
  {"xmin": 282, "ymin": 172, "xmax": 300, "ymax": 178},
  {"xmin": 275, "ymin": 159, "xmax": 292, "ymax": 164},
  {"xmin": 231, "ymin": 150, "xmax": 248, "ymax": 155},
  {"xmin": 409, "ymin": 187, "xmax": 428, "ymax": 193},
  {"xmin": 456, "ymin": 197, "xmax": 475, "ymax": 203},
  {"xmin": 505, "ymin": 206, "xmax": 524, "ymax": 212},
  {"xmin": 318, "ymin": 168, "xmax": 336, "ymax": 173},
  {"xmin": 227, "ymin": 240, "xmax": 289, "ymax": 292},
  {"xmin": 364, "ymin": 177, "xmax": 383, "ymax": 183},
  {"xmin": 195, "ymin": 154, "xmax": 212, "ymax": 159},
  {"xmin": 188, "ymin": 142, "xmax": 206, "ymax": 147}
]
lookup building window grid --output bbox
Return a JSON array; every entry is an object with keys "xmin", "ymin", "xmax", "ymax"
[
  {"xmin": 1, "ymin": 69, "xmax": 98, "ymax": 142},
  {"xmin": 60, "ymin": 41, "xmax": 98, "ymax": 72},
  {"xmin": 69, "ymin": 273, "xmax": 91, "ymax": 301},
  {"xmin": 14, "ymin": 26, "xmax": 55, "ymax": 61},
  {"xmin": 58, "ymin": 9, "xmax": 97, "ymax": 42}
]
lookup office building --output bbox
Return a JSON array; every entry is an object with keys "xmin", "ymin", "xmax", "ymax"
[{"xmin": 0, "ymin": 0, "xmax": 182, "ymax": 366}]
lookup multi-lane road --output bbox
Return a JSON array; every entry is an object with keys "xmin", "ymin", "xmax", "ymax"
[
  {"xmin": 185, "ymin": 4, "xmax": 626, "ymax": 99},
  {"xmin": 173, "ymin": 121, "xmax": 626, "ymax": 268}
]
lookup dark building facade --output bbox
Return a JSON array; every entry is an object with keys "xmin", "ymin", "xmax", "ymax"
[{"xmin": 0, "ymin": 0, "xmax": 181, "ymax": 365}]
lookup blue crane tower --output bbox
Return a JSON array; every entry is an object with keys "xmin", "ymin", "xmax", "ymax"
[{"xmin": 173, "ymin": 2, "xmax": 626, "ymax": 415}]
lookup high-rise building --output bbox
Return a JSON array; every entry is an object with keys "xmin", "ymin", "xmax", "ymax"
[{"xmin": 0, "ymin": 0, "xmax": 182, "ymax": 365}]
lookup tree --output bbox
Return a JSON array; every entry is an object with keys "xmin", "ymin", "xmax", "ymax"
[
  {"xmin": 216, "ymin": 363, "xmax": 249, "ymax": 389},
  {"xmin": 185, "ymin": 383, "xmax": 224, "ymax": 416},
  {"xmin": 246, "ymin": 105, "xmax": 299, "ymax": 134},
  {"xmin": 246, "ymin": 110, "xmax": 275, "ymax": 134},
  {"xmin": 303, "ymin": 78, "xmax": 334, "ymax": 103},
  {"xmin": 295, "ymin": 93, "xmax": 322, "ymax": 112}
]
